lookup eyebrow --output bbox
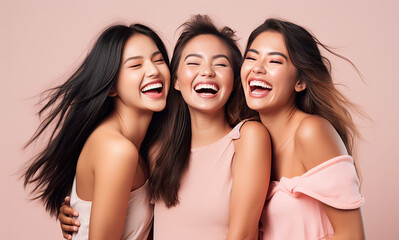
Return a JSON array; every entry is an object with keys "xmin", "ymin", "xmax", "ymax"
[
  {"xmin": 184, "ymin": 53, "xmax": 202, "ymax": 61},
  {"xmin": 124, "ymin": 51, "xmax": 162, "ymax": 64},
  {"xmin": 247, "ymin": 49, "xmax": 288, "ymax": 60},
  {"xmin": 213, "ymin": 54, "xmax": 230, "ymax": 62},
  {"xmin": 184, "ymin": 53, "xmax": 230, "ymax": 62}
]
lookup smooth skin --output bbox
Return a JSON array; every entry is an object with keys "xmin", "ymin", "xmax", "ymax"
[
  {"xmin": 60, "ymin": 34, "xmax": 271, "ymax": 240},
  {"xmin": 59, "ymin": 33, "xmax": 170, "ymax": 240},
  {"xmin": 175, "ymin": 34, "xmax": 271, "ymax": 240},
  {"xmin": 241, "ymin": 31, "xmax": 365, "ymax": 239},
  {"xmin": 229, "ymin": 121, "xmax": 271, "ymax": 240}
]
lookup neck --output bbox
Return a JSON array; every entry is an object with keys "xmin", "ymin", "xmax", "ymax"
[
  {"xmin": 259, "ymin": 104, "xmax": 301, "ymax": 151},
  {"xmin": 188, "ymin": 107, "xmax": 232, "ymax": 149},
  {"xmin": 112, "ymin": 104, "xmax": 153, "ymax": 149}
]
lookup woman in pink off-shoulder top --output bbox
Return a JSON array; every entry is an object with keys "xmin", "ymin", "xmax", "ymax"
[{"xmin": 241, "ymin": 18, "xmax": 366, "ymax": 239}]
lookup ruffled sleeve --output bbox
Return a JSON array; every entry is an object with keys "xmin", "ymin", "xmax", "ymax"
[{"xmin": 269, "ymin": 155, "xmax": 364, "ymax": 209}]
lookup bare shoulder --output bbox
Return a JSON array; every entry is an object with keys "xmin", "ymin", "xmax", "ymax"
[
  {"xmin": 295, "ymin": 115, "xmax": 336, "ymax": 141},
  {"xmin": 86, "ymin": 127, "xmax": 139, "ymax": 168},
  {"xmin": 295, "ymin": 115, "xmax": 347, "ymax": 170},
  {"xmin": 239, "ymin": 121, "xmax": 270, "ymax": 141},
  {"xmin": 234, "ymin": 121, "xmax": 271, "ymax": 151}
]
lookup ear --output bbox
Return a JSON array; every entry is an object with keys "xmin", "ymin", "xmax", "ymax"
[
  {"xmin": 295, "ymin": 78, "xmax": 306, "ymax": 92},
  {"xmin": 108, "ymin": 88, "xmax": 117, "ymax": 97},
  {"xmin": 174, "ymin": 77, "xmax": 180, "ymax": 91}
]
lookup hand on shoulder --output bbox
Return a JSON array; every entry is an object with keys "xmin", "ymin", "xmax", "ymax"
[{"xmin": 295, "ymin": 115, "xmax": 348, "ymax": 171}]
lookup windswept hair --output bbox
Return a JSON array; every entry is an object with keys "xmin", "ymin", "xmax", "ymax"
[
  {"xmin": 149, "ymin": 14, "xmax": 258, "ymax": 207},
  {"xmin": 245, "ymin": 18, "xmax": 361, "ymax": 155},
  {"xmin": 23, "ymin": 24, "xmax": 169, "ymax": 217}
]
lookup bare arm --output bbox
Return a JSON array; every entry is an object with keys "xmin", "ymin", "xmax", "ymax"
[
  {"xmin": 88, "ymin": 138, "xmax": 138, "ymax": 240},
  {"xmin": 323, "ymin": 205, "xmax": 365, "ymax": 240},
  {"xmin": 296, "ymin": 116, "xmax": 365, "ymax": 240},
  {"xmin": 227, "ymin": 121, "xmax": 272, "ymax": 240}
]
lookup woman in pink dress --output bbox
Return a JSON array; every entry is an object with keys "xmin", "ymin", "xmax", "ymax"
[
  {"xmin": 58, "ymin": 15, "xmax": 271, "ymax": 240},
  {"xmin": 241, "ymin": 18, "xmax": 365, "ymax": 239},
  {"xmin": 23, "ymin": 24, "xmax": 170, "ymax": 239},
  {"xmin": 148, "ymin": 15, "xmax": 271, "ymax": 240}
]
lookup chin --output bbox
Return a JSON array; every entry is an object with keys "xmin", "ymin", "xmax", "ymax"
[
  {"xmin": 149, "ymin": 104, "xmax": 167, "ymax": 112},
  {"xmin": 244, "ymin": 101, "xmax": 263, "ymax": 111}
]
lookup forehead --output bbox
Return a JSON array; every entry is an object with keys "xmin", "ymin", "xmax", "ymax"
[
  {"xmin": 182, "ymin": 34, "xmax": 230, "ymax": 57},
  {"xmin": 250, "ymin": 31, "xmax": 287, "ymax": 53},
  {"xmin": 122, "ymin": 33, "xmax": 158, "ymax": 57}
]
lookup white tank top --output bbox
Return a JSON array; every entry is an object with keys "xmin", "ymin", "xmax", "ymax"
[{"xmin": 70, "ymin": 177, "xmax": 153, "ymax": 240}]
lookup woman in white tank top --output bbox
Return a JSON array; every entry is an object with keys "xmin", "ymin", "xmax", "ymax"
[{"xmin": 23, "ymin": 24, "xmax": 171, "ymax": 239}]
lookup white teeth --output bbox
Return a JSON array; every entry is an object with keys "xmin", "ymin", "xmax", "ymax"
[
  {"xmin": 194, "ymin": 83, "xmax": 219, "ymax": 91},
  {"xmin": 142, "ymin": 83, "xmax": 162, "ymax": 92},
  {"xmin": 249, "ymin": 80, "xmax": 272, "ymax": 89}
]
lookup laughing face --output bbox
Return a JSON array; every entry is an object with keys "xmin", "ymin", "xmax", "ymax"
[
  {"xmin": 241, "ymin": 31, "xmax": 305, "ymax": 114},
  {"xmin": 114, "ymin": 33, "xmax": 170, "ymax": 112},
  {"xmin": 174, "ymin": 34, "xmax": 234, "ymax": 114}
]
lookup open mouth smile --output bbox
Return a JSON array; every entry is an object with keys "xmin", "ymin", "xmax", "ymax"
[
  {"xmin": 194, "ymin": 83, "xmax": 219, "ymax": 98},
  {"xmin": 249, "ymin": 79, "xmax": 272, "ymax": 97},
  {"xmin": 141, "ymin": 81, "xmax": 164, "ymax": 98}
]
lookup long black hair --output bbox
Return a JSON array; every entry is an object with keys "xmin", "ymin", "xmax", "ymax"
[
  {"xmin": 23, "ymin": 23, "xmax": 169, "ymax": 217},
  {"xmin": 149, "ymin": 15, "xmax": 258, "ymax": 207}
]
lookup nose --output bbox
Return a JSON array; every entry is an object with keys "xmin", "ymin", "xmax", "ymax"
[
  {"xmin": 145, "ymin": 62, "xmax": 160, "ymax": 78},
  {"xmin": 200, "ymin": 63, "xmax": 215, "ymax": 78},
  {"xmin": 252, "ymin": 61, "xmax": 266, "ymax": 74}
]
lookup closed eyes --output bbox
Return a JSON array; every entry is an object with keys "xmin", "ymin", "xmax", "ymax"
[
  {"xmin": 129, "ymin": 64, "xmax": 141, "ymax": 68},
  {"xmin": 245, "ymin": 56, "xmax": 256, "ymax": 61},
  {"xmin": 270, "ymin": 60, "xmax": 282, "ymax": 64}
]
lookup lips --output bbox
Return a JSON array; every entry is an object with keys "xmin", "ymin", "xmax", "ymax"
[
  {"xmin": 141, "ymin": 81, "xmax": 164, "ymax": 98},
  {"xmin": 248, "ymin": 79, "xmax": 272, "ymax": 97},
  {"xmin": 194, "ymin": 82, "xmax": 219, "ymax": 98}
]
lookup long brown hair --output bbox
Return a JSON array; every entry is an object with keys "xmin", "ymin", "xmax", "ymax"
[
  {"xmin": 149, "ymin": 15, "xmax": 258, "ymax": 207},
  {"xmin": 245, "ymin": 18, "xmax": 361, "ymax": 155}
]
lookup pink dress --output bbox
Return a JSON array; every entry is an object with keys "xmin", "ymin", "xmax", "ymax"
[
  {"xmin": 260, "ymin": 155, "xmax": 364, "ymax": 240},
  {"xmin": 153, "ymin": 121, "xmax": 245, "ymax": 240}
]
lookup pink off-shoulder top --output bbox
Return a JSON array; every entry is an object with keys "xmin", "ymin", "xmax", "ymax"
[{"xmin": 259, "ymin": 155, "xmax": 364, "ymax": 240}]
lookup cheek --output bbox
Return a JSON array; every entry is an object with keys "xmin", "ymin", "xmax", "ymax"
[
  {"xmin": 177, "ymin": 68, "xmax": 196, "ymax": 86},
  {"xmin": 219, "ymin": 69, "xmax": 234, "ymax": 89},
  {"xmin": 240, "ymin": 63, "xmax": 252, "ymax": 81},
  {"xmin": 160, "ymin": 67, "xmax": 171, "ymax": 86},
  {"xmin": 117, "ymin": 69, "xmax": 144, "ymax": 92}
]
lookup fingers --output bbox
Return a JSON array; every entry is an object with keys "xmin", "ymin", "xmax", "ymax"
[
  {"xmin": 59, "ymin": 196, "xmax": 79, "ymax": 239},
  {"xmin": 60, "ymin": 203, "xmax": 79, "ymax": 217},
  {"xmin": 62, "ymin": 231, "xmax": 72, "ymax": 240},
  {"xmin": 64, "ymin": 196, "xmax": 71, "ymax": 206},
  {"xmin": 61, "ymin": 221, "xmax": 79, "ymax": 232},
  {"xmin": 58, "ymin": 210, "xmax": 80, "ymax": 228}
]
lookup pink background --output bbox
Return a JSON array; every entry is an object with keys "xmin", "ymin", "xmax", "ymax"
[{"xmin": 1, "ymin": 0, "xmax": 397, "ymax": 239}]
